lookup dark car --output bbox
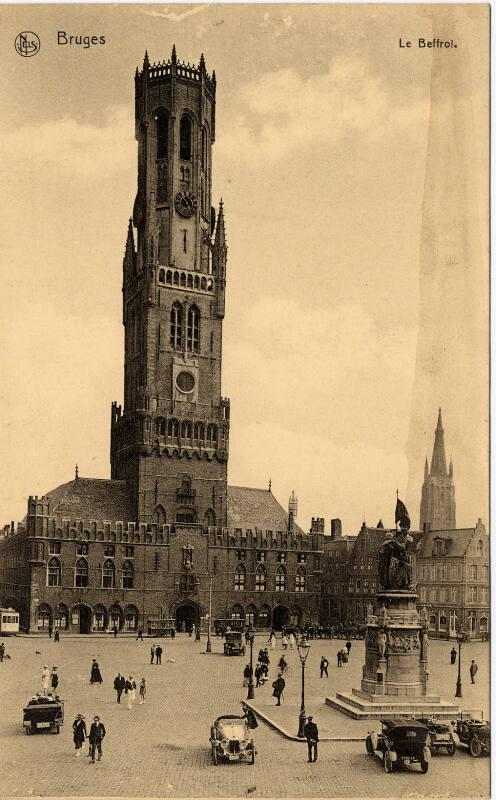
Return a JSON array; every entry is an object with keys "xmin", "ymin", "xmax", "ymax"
[
  {"xmin": 223, "ymin": 631, "xmax": 246, "ymax": 656},
  {"xmin": 418, "ymin": 717, "xmax": 456, "ymax": 756},
  {"xmin": 453, "ymin": 715, "xmax": 490, "ymax": 757},
  {"xmin": 366, "ymin": 718, "xmax": 431, "ymax": 773},
  {"xmin": 23, "ymin": 695, "xmax": 64, "ymax": 735},
  {"xmin": 210, "ymin": 715, "xmax": 255, "ymax": 765}
]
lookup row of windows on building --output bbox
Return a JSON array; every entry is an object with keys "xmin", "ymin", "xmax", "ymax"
[
  {"xmin": 49, "ymin": 542, "xmax": 134, "ymax": 558},
  {"xmin": 158, "ymin": 270, "xmax": 214, "ymax": 292},
  {"xmin": 37, "ymin": 603, "xmax": 138, "ymax": 631},
  {"xmin": 418, "ymin": 585, "xmax": 489, "ymax": 604},
  {"xmin": 235, "ymin": 550, "xmax": 309, "ymax": 564},
  {"xmin": 47, "ymin": 558, "xmax": 134, "ymax": 589},
  {"xmin": 233, "ymin": 565, "xmax": 307, "ymax": 593},
  {"xmin": 155, "ymin": 419, "xmax": 218, "ymax": 446},
  {"xmin": 419, "ymin": 563, "xmax": 488, "ymax": 582}
]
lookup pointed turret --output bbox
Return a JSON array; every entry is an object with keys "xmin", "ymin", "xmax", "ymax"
[
  {"xmin": 213, "ymin": 199, "xmax": 226, "ymax": 252},
  {"xmin": 424, "ymin": 457, "xmax": 429, "ymax": 479},
  {"xmin": 449, "ymin": 457, "xmax": 454, "ymax": 478},
  {"xmin": 171, "ymin": 43, "xmax": 177, "ymax": 64},
  {"xmin": 430, "ymin": 407, "xmax": 447, "ymax": 475},
  {"xmin": 199, "ymin": 52, "xmax": 206, "ymax": 75},
  {"xmin": 143, "ymin": 50, "xmax": 150, "ymax": 70}
]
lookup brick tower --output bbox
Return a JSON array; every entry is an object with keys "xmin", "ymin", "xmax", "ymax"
[
  {"xmin": 419, "ymin": 408, "xmax": 456, "ymax": 531},
  {"xmin": 110, "ymin": 47, "xmax": 229, "ymax": 526}
]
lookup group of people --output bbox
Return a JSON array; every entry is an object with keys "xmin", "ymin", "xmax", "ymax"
[
  {"xmin": 41, "ymin": 664, "xmax": 59, "ymax": 695},
  {"xmin": 337, "ymin": 641, "xmax": 352, "ymax": 667},
  {"xmin": 149, "ymin": 643, "xmax": 163, "ymax": 664},
  {"xmin": 72, "ymin": 714, "xmax": 106, "ymax": 763},
  {"xmin": 113, "ymin": 673, "xmax": 146, "ymax": 707}
]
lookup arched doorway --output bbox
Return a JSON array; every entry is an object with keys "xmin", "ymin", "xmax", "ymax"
[
  {"xmin": 272, "ymin": 605, "xmax": 289, "ymax": 631},
  {"xmin": 72, "ymin": 604, "xmax": 92, "ymax": 634},
  {"xmin": 175, "ymin": 601, "xmax": 200, "ymax": 632}
]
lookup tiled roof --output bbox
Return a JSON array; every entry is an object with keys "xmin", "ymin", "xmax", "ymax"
[
  {"xmin": 45, "ymin": 478, "xmax": 133, "ymax": 522},
  {"xmin": 418, "ymin": 526, "xmax": 483, "ymax": 558},
  {"xmin": 227, "ymin": 486, "xmax": 305, "ymax": 535}
]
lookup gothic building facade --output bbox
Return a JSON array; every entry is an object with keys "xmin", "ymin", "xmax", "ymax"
[{"xmin": 0, "ymin": 49, "xmax": 324, "ymax": 634}]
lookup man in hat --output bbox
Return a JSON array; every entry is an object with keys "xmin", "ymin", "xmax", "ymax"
[
  {"xmin": 304, "ymin": 716, "xmax": 319, "ymax": 763},
  {"xmin": 88, "ymin": 716, "xmax": 106, "ymax": 763},
  {"xmin": 113, "ymin": 672, "xmax": 125, "ymax": 703}
]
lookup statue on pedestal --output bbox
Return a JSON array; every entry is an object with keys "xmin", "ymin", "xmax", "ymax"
[
  {"xmin": 419, "ymin": 623, "xmax": 429, "ymax": 661},
  {"xmin": 377, "ymin": 627, "xmax": 387, "ymax": 659},
  {"xmin": 378, "ymin": 497, "xmax": 415, "ymax": 591}
]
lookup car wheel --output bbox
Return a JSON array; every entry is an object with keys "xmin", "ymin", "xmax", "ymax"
[
  {"xmin": 469, "ymin": 738, "xmax": 482, "ymax": 758},
  {"xmin": 447, "ymin": 742, "xmax": 456, "ymax": 756},
  {"xmin": 384, "ymin": 752, "xmax": 393, "ymax": 773},
  {"xmin": 25, "ymin": 727, "xmax": 30, "ymax": 736},
  {"xmin": 420, "ymin": 761, "xmax": 429, "ymax": 774},
  {"xmin": 366, "ymin": 736, "xmax": 374, "ymax": 756}
]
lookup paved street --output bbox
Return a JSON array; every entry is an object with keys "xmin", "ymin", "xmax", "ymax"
[{"xmin": 0, "ymin": 634, "xmax": 490, "ymax": 798}]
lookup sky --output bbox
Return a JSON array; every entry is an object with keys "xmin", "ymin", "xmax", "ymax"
[{"xmin": 0, "ymin": 4, "xmax": 488, "ymax": 534}]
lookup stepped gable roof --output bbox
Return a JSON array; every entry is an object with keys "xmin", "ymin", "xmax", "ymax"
[
  {"xmin": 45, "ymin": 478, "xmax": 133, "ymax": 522},
  {"xmin": 227, "ymin": 486, "xmax": 305, "ymax": 535},
  {"xmin": 418, "ymin": 526, "xmax": 483, "ymax": 558}
]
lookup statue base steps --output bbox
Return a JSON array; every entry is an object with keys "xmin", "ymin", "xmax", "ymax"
[{"xmin": 326, "ymin": 691, "xmax": 459, "ymax": 720}]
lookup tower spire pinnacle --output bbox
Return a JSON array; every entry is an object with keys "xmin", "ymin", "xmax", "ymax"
[
  {"xmin": 214, "ymin": 199, "xmax": 226, "ymax": 251},
  {"xmin": 171, "ymin": 43, "xmax": 177, "ymax": 64},
  {"xmin": 430, "ymin": 407, "xmax": 448, "ymax": 475}
]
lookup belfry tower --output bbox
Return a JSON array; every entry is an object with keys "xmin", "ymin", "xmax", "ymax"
[
  {"xmin": 110, "ymin": 47, "xmax": 229, "ymax": 526},
  {"xmin": 419, "ymin": 409, "xmax": 456, "ymax": 531}
]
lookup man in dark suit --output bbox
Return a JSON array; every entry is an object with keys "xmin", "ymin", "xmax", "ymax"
[
  {"xmin": 113, "ymin": 673, "xmax": 125, "ymax": 703},
  {"xmin": 304, "ymin": 716, "xmax": 319, "ymax": 763},
  {"xmin": 272, "ymin": 674, "xmax": 285, "ymax": 706},
  {"xmin": 89, "ymin": 716, "xmax": 106, "ymax": 763}
]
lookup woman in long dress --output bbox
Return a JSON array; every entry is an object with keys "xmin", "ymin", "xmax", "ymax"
[
  {"xmin": 90, "ymin": 659, "xmax": 103, "ymax": 684},
  {"xmin": 41, "ymin": 665, "xmax": 50, "ymax": 695},
  {"xmin": 72, "ymin": 714, "xmax": 87, "ymax": 756}
]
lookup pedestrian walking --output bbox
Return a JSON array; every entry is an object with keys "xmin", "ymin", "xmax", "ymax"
[
  {"xmin": 304, "ymin": 716, "xmax": 319, "ymax": 763},
  {"xmin": 278, "ymin": 655, "xmax": 288, "ymax": 674},
  {"xmin": 139, "ymin": 678, "xmax": 146, "ymax": 704},
  {"xmin": 150, "ymin": 643, "xmax": 156, "ymax": 664},
  {"xmin": 470, "ymin": 660, "xmax": 478, "ymax": 684},
  {"xmin": 90, "ymin": 659, "xmax": 103, "ymax": 684},
  {"xmin": 240, "ymin": 701, "xmax": 258, "ymax": 729},
  {"xmin": 155, "ymin": 644, "xmax": 163, "ymax": 664},
  {"xmin": 341, "ymin": 647, "xmax": 348, "ymax": 665},
  {"xmin": 450, "ymin": 647, "xmax": 457, "ymax": 665},
  {"xmin": 289, "ymin": 633, "xmax": 296, "ymax": 650},
  {"xmin": 72, "ymin": 714, "xmax": 87, "ymax": 756},
  {"xmin": 136, "ymin": 628, "xmax": 144, "ymax": 641},
  {"xmin": 54, "ymin": 630, "xmax": 60, "ymax": 643},
  {"xmin": 48, "ymin": 624, "xmax": 53, "ymax": 639},
  {"xmin": 281, "ymin": 635, "xmax": 289, "ymax": 650},
  {"xmin": 243, "ymin": 663, "xmax": 252, "ymax": 688},
  {"xmin": 41, "ymin": 664, "xmax": 50, "ymax": 695},
  {"xmin": 255, "ymin": 664, "xmax": 263, "ymax": 688},
  {"xmin": 320, "ymin": 657, "xmax": 329, "ymax": 678},
  {"xmin": 345, "ymin": 640, "xmax": 352, "ymax": 655},
  {"xmin": 113, "ymin": 672, "xmax": 125, "ymax": 703},
  {"xmin": 88, "ymin": 716, "xmax": 106, "ymax": 762},
  {"xmin": 337, "ymin": 650, "xmax": 342, "ymax": 667},
  {"xmin": 0, "ymin": 642, "xmax": 5, "ymax": 662},
  {"xmin": 113, "ymin": 625, "xmax": 118, "ymax": 638},
  {"xmin": 192, "ymin": 623, "xmax": 196, "ymax": 638},
  {"xmin": 272, "ymin": 674, "xmax": 285, "ymax": 706},
  {"xmin": 125, "ymin": 675, "xmax": 136, "ymax": 709},
  {"xmin": 270, "ymin": 633, "xmax": 276, "ymax": 650},
  {"xmin": 50, "ymin": 666, "xmax": 59, "ymax": 691}
]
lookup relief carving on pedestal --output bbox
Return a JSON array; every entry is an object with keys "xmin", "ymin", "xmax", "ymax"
[{"xmin": 386, "ymin": 631, "xmax": 420, "ymax": 653}]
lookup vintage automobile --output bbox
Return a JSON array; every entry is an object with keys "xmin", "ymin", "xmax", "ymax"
[
  {"xmin": 418, "ymin": 717, "xmax": 456, "ymax": 756},
  {"xmin": 452, "ymin": 715, "xmax": 490, "ymax": 757},
  {"xmin": 23, "ymin": 695, "xmax": 64, "ymax": 735},
  {"xmin": 366, "ymin": 718, "xmax": 432, "ymax": 773},
  {"xmin": 210, "ymin": 715, "xmax": 255, "ymax": 765},
  {"xmin": 223, "ymin": 631, "xmax": 246, "ymax": 656}
]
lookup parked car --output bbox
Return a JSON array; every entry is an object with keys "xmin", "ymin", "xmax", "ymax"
[
  {"xmin": 418, "ymin": 717, "xmax": 456, "ymax": 756},
  {"xmin": 23, "ymin": 695, "xmax": 64, "ymax": 735},
  {"xmin": 366, "ymin": 718, "xmax": 431, "ymax": 773},
  {"xmin": 223, "ymin": 631, "xmax": 246, "ymax": 656},
  {"xmin": 453, "ymin": 715, "xmax": 490, "ymax": 757},
  {"xmin": 210, "ymin": 715, "xmax": 255, "ymax": 765}
]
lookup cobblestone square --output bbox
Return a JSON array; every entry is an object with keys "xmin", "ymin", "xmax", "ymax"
[{"xmin": 1, "ymin": 633, "xmax": 490, "ymax": 798}]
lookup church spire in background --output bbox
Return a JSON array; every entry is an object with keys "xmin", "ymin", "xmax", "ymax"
[{"xmin": 430, "ymin": 407, "xmax": 447, "ymax": 476}]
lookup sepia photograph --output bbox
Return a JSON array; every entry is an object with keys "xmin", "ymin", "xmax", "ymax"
[{"xmin": 0, "ymin": 3, "xmax": 490, "ymax": 798}]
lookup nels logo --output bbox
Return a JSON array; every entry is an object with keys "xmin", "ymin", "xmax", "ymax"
[{"xmin": 15, "ymin": 32, "xmax": 40, "ymax": 57}]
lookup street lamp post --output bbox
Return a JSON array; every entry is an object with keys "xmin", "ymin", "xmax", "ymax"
[
  {"xmin": 455, "ymin": 632, "xmax": 463, "ymax": 698},
  {"xmin": 247, "ymin": 628, "xmax": 255, "ymax": 700},
  {"xmin": 296, "ymin": 636, "xmax": 311, "ymax": 738},
  {"xmin": 206, "ymin": 575, "xmax": 213, "ymax": 653}
]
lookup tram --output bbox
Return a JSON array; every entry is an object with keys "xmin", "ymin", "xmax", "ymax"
[{"xmin": 0, "ymin": 608, "xmax": 20, "ymax": 635}]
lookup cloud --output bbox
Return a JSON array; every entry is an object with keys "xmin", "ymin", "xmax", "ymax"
[
  {"xmin": 0, "ymin": 106, "xmax": 133, "ymax": 178},
  {"xmin": 138, "ymin": 5, "xmax": 208, "ymax": 22},
  {"xmin": 217, "ymin": 58, "xmax": 427, "ymax": 164}
]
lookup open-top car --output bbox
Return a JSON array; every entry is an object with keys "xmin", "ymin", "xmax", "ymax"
[
  {"xmin": 210, "ymin": 715, "xmax": 255, "ymax": 765},
  {"xmin": 418, "ymin": 717, "xmax": 456, "ymax": 756},
  {"xmin": 366, "ymin": 718, "xmax": 431, "ymax": 773},
  {"xmin": 453, "ymin": 715, "xmax": 490, "ymax": 757},
  {"xmin": 23, "ymin": 694, "xmax": 64, "ymax": 735},
  {"xmin": 223, "ymin": 631, "xmax": 246, "ymax": 656}
]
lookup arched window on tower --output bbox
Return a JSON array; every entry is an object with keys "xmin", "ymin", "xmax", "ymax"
[
  {"xmin": 170, "ymin": 302, "xmax": 183, "ymax": 349},
  {"xmin": 167, "ymin": 419, "xmax": 179, "ymax": 440},
  {"xmin": 102, "ymin": 559, "xmax": 115, "ymax": 589},
  {"xmin": 156, "ymin": 108, "xmax": 169, "ymax": 160},
  {"xmin": 47, "ymin": 558, "xmax": 61, "ymax": 587},
  {"xmin": 476, "ymin": 539, "xmax": 484, "ymax": 557},
  {"xmin": 187, "ymin": 305, "xmax": 200, "ymax": 353},
  {"xmin": 154, "ymin": 505, "xmax": 166, "ymax": 525},
  {"xmin": 234, "ymin": 564, "xmax": 246, "ymax": 591},
  {"xmin": 180, "ymin": 115, "xmax": 192, "ymax": 161}
]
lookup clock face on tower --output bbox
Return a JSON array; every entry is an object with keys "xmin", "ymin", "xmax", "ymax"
[
  {"xmin": 176, "ymin": 371, "xmax": 195, "ymax": 393},
  {"xmin": 174, "ymin": 191, "xmax": 197, "ymax": 218}
]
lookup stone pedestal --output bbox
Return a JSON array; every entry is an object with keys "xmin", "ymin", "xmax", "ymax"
[{"xmin": 327, "ymin": 590, "xmax": 459, "ymax": 719}]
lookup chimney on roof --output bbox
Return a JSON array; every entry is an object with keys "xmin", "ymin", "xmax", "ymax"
[
  {"xmin": 330, "ymin": 519, "xmax": 342, "ymax": 540},
  {"xmin": 310, "ymin": 517, "xmax": 325, "ymax": 534}
]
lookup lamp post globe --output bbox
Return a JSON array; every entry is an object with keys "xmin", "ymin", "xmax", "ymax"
[{"xmin": 297, "ymin": 637, "xmax": 311, "ymax": 738}]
